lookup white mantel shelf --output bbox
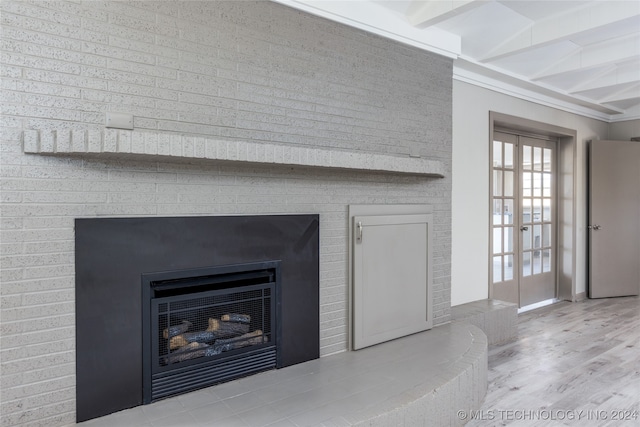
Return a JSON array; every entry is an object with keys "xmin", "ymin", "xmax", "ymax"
[{"xmin": 22, "ymin": 129, "xmax": 446, "ymax": 178}]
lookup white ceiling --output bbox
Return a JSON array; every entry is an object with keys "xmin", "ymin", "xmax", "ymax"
[{"xmin": 273, "ymin": 0, "xmax": 640, "ymax": 121}]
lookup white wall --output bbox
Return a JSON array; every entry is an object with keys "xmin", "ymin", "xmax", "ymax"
[
  {"xmin": 609, "ymin": 119, "xmax": 640, "ymax": 140},
  {"xmin": 451, "ymin": 80, "xmax": 609, "ymax": 306}
]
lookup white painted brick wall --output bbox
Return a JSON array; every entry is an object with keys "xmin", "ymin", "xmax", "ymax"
[{"xmin": 0, "ymin": 1, "xmax": 452, "ymax": 425}]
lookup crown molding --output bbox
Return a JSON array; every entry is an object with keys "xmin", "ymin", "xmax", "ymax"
[{"xmin": 453, "ymin": 58, "xmax": 629, "ymax": 123}]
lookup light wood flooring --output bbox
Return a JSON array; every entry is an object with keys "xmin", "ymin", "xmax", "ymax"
[{"xmin": 467, "ymin": 296, "xmax": 640, "ymax": 427}]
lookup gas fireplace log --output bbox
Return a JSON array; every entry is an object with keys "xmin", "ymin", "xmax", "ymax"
[
  {"xmin": 164, "ymin": 342, "xmax": 206, "ymax": 363},
  {"xmin": 181, "ymin": 330, "xmax": 218, "ymax": 344},
  {"xmin": 207, "ymin": 318, "xmax": 250, "ymax": 337},
  {"xmin": 215, "ymin": 330, "xmax": 267, "ymax": 351},
  {"xmin": 168, "ymin": 322, "xmax": 251, "ymax": 350},
  {"xmin": 221, "ymin": 313, "xmax": 251, "ymax": 324},
  {"xmin": 181, "ymin": 326, "xmax": 250, "ymax": 345},
  {"xmin": 163, "ymin": 342, "xmax": 224, "ymax": 364},
  {"xmin": 169, "ymin": 335, "xmax": 189, "ymax": 350},
  {"xmin": 162, "ymin": 320, "xmax": 192, "ymax": 339}
]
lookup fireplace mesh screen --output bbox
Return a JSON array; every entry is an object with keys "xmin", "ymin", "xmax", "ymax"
[
  {"xmin": 144, "ymin": 263, "xmax": 280, "ymax": 402},
  {"xmin": 157, "ymin": 288, "xmax": 272, "ymax": 366}
]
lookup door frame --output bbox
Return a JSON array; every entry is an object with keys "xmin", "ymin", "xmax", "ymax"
[{"xmin": 489, "ymin": 112, "xmax": 578, "ymax": 303}]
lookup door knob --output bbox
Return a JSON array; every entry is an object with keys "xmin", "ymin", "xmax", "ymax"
[{"xmin": 520, "ymin": 226, "xmax": 529, "ymax": 231}]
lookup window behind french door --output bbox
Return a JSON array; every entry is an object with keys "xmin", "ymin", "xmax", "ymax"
[{"xmin": 491, "ymin": 131, "xmax": 557, "ymax": 307}]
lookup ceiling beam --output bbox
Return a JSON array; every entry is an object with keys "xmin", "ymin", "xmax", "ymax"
[
  {"xmin": 570, "ymin": 63, "xmax": 640, "ymax": 93},
  {"xmin": 481, "ymin": 2, "xmax": 640, "ymax": 62},
  {"xmin": 596, "ymin": 84, "xmax": 640, "ymax": 104},
  {"xmin": 532, "ymin": 34, "xmax": 640, "ymax": 82},
  {"xmin": 406, "ymin": 0, "xmax": 488, "ymax": 27}
]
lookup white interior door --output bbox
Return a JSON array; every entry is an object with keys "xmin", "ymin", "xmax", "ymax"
[
  {"xmin": 589, "ymin": 140, "xmax": 640, "ymax": 298},
  {"xmin": 352, "ymin": 214, "xmax": 432, "ymax": 350}
]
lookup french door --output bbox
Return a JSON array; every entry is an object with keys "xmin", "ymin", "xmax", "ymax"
[{"xmin": 491, "ymin": 131, "xmax": 557, "ymax": 307}]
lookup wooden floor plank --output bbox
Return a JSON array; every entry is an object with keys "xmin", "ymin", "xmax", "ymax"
[{"xmin": 466, "ymin": 296, "xmax": 640, "ymax": 426}]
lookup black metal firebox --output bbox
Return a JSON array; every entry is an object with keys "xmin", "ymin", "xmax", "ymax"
[{"xmin": 142, "ymin": 262, "xmax": 281, "ymax": 403}]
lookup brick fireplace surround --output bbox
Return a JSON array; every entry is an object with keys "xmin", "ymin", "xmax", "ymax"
[{"xmin": 0, "ymin": 1, "xmax": 453, "ymax": 425}]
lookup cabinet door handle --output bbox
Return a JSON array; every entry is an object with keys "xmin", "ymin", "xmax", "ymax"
[
  {"xmin": 356, "ymin": 221, "xmax": 363, "ymax": 242},
  {"xmin": 520, "ymin": 226, "xmax": 529, "ymax": 231}
]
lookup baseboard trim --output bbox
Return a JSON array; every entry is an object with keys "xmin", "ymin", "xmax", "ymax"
[{"xmin": 574, "ymin": 292, "xmax": 587, "ymax": 302}]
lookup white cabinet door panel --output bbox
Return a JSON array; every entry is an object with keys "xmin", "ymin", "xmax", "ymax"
[{"xmin": 352, "ymin": 214, "xmax": 432, "ymax": 350}]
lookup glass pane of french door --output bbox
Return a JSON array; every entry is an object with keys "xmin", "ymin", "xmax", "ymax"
[
  {"xmin": 519, "ymin": 136, "xmax": 556, "ymax": 307},
  {"xmin": 491, "ymin": 132, "xmax": 518, "ymax": 303}
]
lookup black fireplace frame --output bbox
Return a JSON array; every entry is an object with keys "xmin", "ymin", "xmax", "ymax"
[
  {"xmin": 141, "ymin": 261, "xmax": 282, "ymax": 403},
  {"xmin": 75, "ymin": 215, "xmax": 319, "ymax": 422}
]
